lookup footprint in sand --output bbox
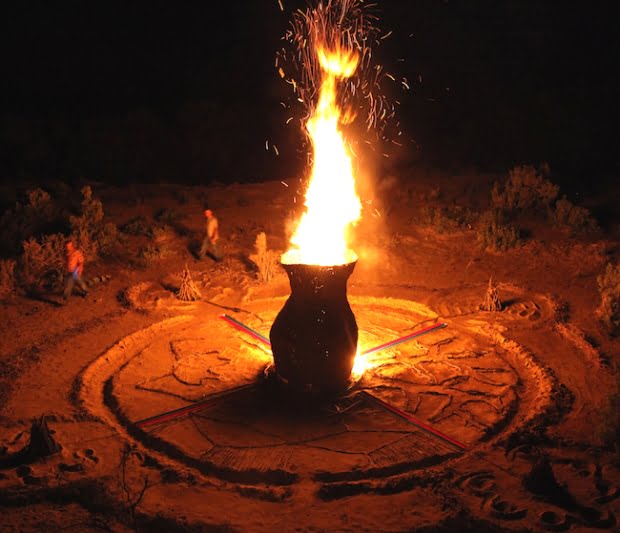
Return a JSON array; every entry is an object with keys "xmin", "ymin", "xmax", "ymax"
[
  {"xmin": 506, "ymin": 300, "xmax": 542, "ymax": 321},
  {"xmin": 16, "ymin": 464, "xmax": 47, "ymax": 486},
  {"xmin": 73, "ymin": 448, "xmax": 100, "ymax": 465},
  {"xmin": 455, "ymin": 470, "xmax": 496, "ymax": 497},
  {"xmin": 58, "ymin": 462, "xmax": 85, "ymax": 473},
  {"xmin": 457, "ymin": 471, "xmax": 527, "ymax": 522},
  {"xmin": 484, "ymin": 495, "xmax": 528, "ymax": 520},
  {"xmin": 539, "ymin": 510, "xmax": 574, "ymax": 531},
  {"xmin": 596, "ymin": 484, "xmax": 620, "ymax": 505}
]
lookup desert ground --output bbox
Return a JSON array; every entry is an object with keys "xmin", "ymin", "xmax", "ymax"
[{"xmin": 0, "ymin": 167, "xmax": 619, "ymax": 532}]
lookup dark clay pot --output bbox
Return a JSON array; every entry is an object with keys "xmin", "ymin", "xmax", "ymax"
[{"xmin": 269, "ymin": 261, "xmax": 358, "ymax": 394}]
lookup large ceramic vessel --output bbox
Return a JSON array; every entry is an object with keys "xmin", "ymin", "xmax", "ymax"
[{"xmin": 270, "ymin": 261, "xmax": 358, "ymax": 394}]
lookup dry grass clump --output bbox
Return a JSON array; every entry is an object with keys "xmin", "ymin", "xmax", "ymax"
[
  {"xmin": 176, "ymin": 266, "xmax": 202, "ymax": 301},
  {"xmin": 552, "ymin": 196, "xmax": 599, "ymax": 235},
  {"xmin": 491, "ymin": 164, "xmax": 559, "ymax": 212},
  {"xmin": 480, "ymin": 277, "xmax": 502, "ymax": 312},
  {"xmin": 596, "ymin": 263, "xmax": 620, "ymax": 335},
  {"xmin": 0, "ymin": 258, "xmax": 17, "ymax": 299},
  {"xmin": 250, "ymin": 232, "xmax": 280, "ymax": 283}
]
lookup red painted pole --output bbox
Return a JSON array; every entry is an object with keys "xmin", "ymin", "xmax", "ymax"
[
  {"xmin": 360, "ymin": 391, "xmax": 468, "ymax": 451},
  {"xmin": 219, "ymin": 314, "xmax": 447, "ymax": 358},
  {"xmin": 135, "ymin": 384, "xmax": 257, "ymax": 428},
  {"xmin": 220, "ymin": 314, "xmax": 271, "ymax": 346},
  {"xmin": 361, "ymin": 322, "xmax": 448, "ymax": 356}
]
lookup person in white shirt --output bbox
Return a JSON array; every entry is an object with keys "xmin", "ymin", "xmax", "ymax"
[{"xmin": 198, "ymin": 209, "xmax": 222, "ymax": 261}]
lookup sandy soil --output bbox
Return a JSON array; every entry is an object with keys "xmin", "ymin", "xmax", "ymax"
[{"xmin": 0, "ymin": 172, "xmax": 619, "ymax": 532}]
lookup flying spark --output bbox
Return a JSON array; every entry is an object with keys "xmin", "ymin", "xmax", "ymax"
[{"xmin": 276, "ymin": 0, "xmax": 402, "ymax": 144}]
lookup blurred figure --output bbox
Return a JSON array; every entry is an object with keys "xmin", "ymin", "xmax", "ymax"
[
  {"xmin": 199, "ymin": 209, "xmax": 222, "ymax": 261},
  {"xmin": 63, "ymin": 241, "xmax": 88, "ymax": 302}
]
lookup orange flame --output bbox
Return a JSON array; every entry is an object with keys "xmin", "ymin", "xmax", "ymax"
[{"xmin": 282, "ymin": 45, "xmax": 362, "ymax": 266}]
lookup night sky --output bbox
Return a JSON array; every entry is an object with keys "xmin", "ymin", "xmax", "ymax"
[{"xmin": 1, "ymin": 1, "xmax": 617, "ymax": 187}]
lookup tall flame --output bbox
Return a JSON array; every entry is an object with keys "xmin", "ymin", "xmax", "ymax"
[{"xmin": 282, "ymin": 45, "xmax": 362, "ymax": 266}]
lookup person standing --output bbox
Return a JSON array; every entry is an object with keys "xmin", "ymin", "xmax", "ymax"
[
  {"xmin": 63, "ymin": 241, "xmax": 88, "ymax": 301},
  {"xmin": 199, "ymin": 209, "xmax": 222, "ymax": 261}
]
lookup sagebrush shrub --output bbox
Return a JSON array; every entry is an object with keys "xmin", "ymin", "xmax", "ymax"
[
  {"xmin": 0, "ymin": 188, "xmax": 58, "ymax": 254},
  {"xmin": 596, "ymin": 263, "xmax": 620, "ymax": 335},
  {"xmin": 151, "ymin": 224, "xmax": 176, "ymax": 244},
  {"xmin": 121, "ymin": 216, "xmax": 153, "ymax": 237},
  {"xmin": 419, "ymin": 206, "xmax": 476, "ymax": 234},
  {"xmin": 553, "ymin": 197, "xmax": 598, "ymax": 235},
  {"xmin": 491, "ymin": 165, "xmax": 559, "ymax": 212},
  {"xmin": 175, "ymin": 189, "xmax": 191, "ymax": 205},
  {"xmin": 477, "ymin": 210, "xmax": 520, "ymax": 252},
  {"xmin": 0, "ymin": 258, "xmax": 16, "ymax": 298},
  {"xmin": 155, "ymin": 208, "xmax": 183, "ymax": 225},
  {"xmin": 599, "ymin": 372, "xmax": 620, "ymax": 452},
  {"xmin": 69, "ymin": 186, "xmax": 118, "ymax": 258},
  {"xmin": 136, "ymin": 242, "xmax": 174, "ymax": 267},
  {"xmin": 19, "ymin": 233, "xmax": 67, "ymax": 290}
]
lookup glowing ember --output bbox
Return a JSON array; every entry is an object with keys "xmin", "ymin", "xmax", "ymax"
[{"xmin": 282, "ymin": 45, "xmax": 362, "ymax": 266}]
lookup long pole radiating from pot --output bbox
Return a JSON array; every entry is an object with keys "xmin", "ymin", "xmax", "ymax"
[
  {"xmin": 220, "ymin": 314, "xmax": 271, "ymax": 346},
  {"xmin": 220, "ymin": 314, "xmax": 447, "ymax": 357}
]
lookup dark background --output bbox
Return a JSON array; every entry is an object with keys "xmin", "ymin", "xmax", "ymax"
[{"xmin": 1, "ymin": 1, "xmax": 617, "ymax": 189}]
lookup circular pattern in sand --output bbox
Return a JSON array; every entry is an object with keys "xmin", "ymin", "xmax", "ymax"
[{"xmin": 79, "ymin": 295, "xmax": 553, "ymax": 487}]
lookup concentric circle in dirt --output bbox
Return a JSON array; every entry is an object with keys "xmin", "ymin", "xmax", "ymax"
[{"xmin": 78, "ymin": 295, "xmax": 554, "ymax": 487}]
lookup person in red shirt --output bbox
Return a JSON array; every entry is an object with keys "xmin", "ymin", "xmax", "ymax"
[{"xmin": 63, "ymin": 241, "xmax": 88, "ymax": 301}]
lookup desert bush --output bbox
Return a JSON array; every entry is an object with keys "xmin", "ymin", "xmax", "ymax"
[
  {"xmin": 596, "ymin": 263, "xmax": 620, "ymax": 335},
  {"xmin": 419, "ymin": 206, "xmax": 476, "ymax": 233},
  {"xmin": 96, "ymin": 223, "xmax": 119, "ymax": 254},
  {"xmin": 552, "ymin": 196, "xmax": 599, "ymax": 235},
  {"xmin": 25, "ymin": 188, "xmax": 55, "ymax": 220},
  {"xmin": 136, "ymin": 245, "xmax": 160, "ymax": 267},
  {"xmin": 236, "ymin": 194, "xmax": 251, "ymax": 207},
  {"xmin": 0, "ymin": 188, "xmax": 59, "ymax": 254},
  {"xmin": 249, "ymin": 232, "xmax": 280, "ymax": 283},
  {"xmin": 426, "ymin": 186, "xmax": 441, "ymax": 201},
  {"xmin": 69, "ymin": 186, "xmax": 118, "ymax": 258},
  {"xmin": 155, "ymin": 207, "xmax": 183, "ymax": 225},
  {"xmin": 151, "ymin": 224, "xmax": 176, "ymax": 244},
  {"xmin": 136, "ymin": 243, "xmax": 174, "ymax": 267},
  {"xmin": 491, "ymin": 165, "xmax": 559, "ymax": 213},
  {"xmin": 599, "ymin": 373, "xmax": 620, "ymax": 453},
  {"xmin": 0, "ymin": 258, "xmax": 17, "ymax": 298},
  {"xmin": 19, "ymin": 233, "xmax": 68, "ymax": 290},
  {"xmin": 121, "ymin": 216, "xmax": 153, "ymax": 237},
  {"xmin": 174, "ymin": 189, "xmax": 191, "ymax": 205},
  {"xmin": 133, "ymin": 225, "xmax": 176, "ymax": 267},
  {"xmin": 477, "ymin": 210, "xmax": 520, "ymax": 252}
]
